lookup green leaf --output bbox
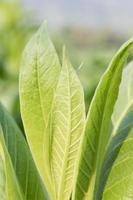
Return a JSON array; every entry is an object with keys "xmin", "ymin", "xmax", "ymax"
[
  {"xmin": 50, "ymin": 49, "xmax": 85, "ymax": 200},
  {"xmin": 0, "ymin": 155, "xmax": 6, "ymax": 200},
  {"xmin": 73, "ymin": 38, "xmax": 133, "ymax": 200},
  {"xmin": 103, "ymin": 127, "xmax": 133, "ymax": 199},
  {"xmin": 95, "ymin": 61, "xmax": 133, "ymax": 199},
  {"xmin": 0, "ymin": 126, "xmax": 24, "ymax": 200},
  {"xmin": 112, "ymin": 61, "xmax": 133, "ymax": 135},
  {"xmin": 96, "ymin": 107, "xmax": 133, "ymax": 199},
  {"xmin": 0, "ymin": 103, "xmax": 48, "ymax": 200},
  {"xmin": 19, "ymin": 22, "xmax": 61, "ymax": 199}
]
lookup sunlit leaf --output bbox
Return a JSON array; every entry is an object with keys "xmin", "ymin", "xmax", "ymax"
[
  {"xmin": 20, "ymin": 22, "xmax": 61, "ymax": 199},
  {"xmin": 95, "ymin": 61, "xmax": 133, "ymax": 199},
  {"xmin": 96, "ymin": 106, "xmax": 133, "ymax": 199},
  {"xmin": 112, "ymin": 61, "xmax": 133, "ymax": 135},
  {"xmin": 0, "ymin": 103, "xmax": 48, "ymax": 200},
  {"xmin": 73, "ymin": 38, "xmax": 133, "ymax": 200},
  {"xmin": 0, "ymin": 147, "xmax": 6, "ymax": 200},
  {"xmin": 103, "ymin": 127, "xmax": 133, "ymax": 199},
  {"xmin": 50, "ymin": 49, "xmax": 85, "ymax": 200}
]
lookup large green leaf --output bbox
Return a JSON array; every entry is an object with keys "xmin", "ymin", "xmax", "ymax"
[
  {"xmin": 103, "ymin": 127, "xmax": 133, "ymax": 199},
  {"xmin": 0, "ymin": 103, "xmax": 48, "ymax": 200},
  {"xmin": 50, "ymin": 49, "xmax": 85, "ymax": 200},
  {"xmin": 95, "ymin": 61, "xmax": 133, "ymax": 199},
  {"xmin": 19, "ymin": 22, "xmax": 61, "ymax": 198},
  {"xmin": 73, "ymin": 38, "xmax": 133, "ymax": 200},
  {"xmin": 112, "ymin": 61, "xmax": 133, "ymax": 135}
]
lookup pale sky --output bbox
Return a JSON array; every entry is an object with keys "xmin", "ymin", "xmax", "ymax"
[{"xmin": 22, "ymin": 0, "xmax": 133, "ymax": 34}]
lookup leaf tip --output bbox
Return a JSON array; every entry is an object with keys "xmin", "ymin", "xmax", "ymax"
[
  {"xmin": 62, "ymin": 45, "xmax": 67, "ymax": 61},
  {"xmin": 37, "ymin": 20, "xmax": 49, "ymax": 37}
]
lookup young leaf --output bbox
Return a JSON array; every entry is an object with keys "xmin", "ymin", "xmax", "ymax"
[
  {"xmin": 112, "ymin": 61, "xmax": 133, "ymax": 135},
  {"xmin": 19, "ymin": 22, "xmax": 61, "ymax": 198},
  {"xmin": 50, "ymin": 49, "xmax": 85, "ymax": 200},
  {"xmin": 103, "ymin": 127, "xmax": 133, "ymax": 199},
  {"xmin": 73, "ymin": 38, "xmax": 133, "ymax": 200},
  {"xmin": 0, "ymin": 103, "xmax": 48, "ymax": 200}
]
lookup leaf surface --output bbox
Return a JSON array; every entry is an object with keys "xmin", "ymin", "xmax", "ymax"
[
  {"xmin": 0, "ymin": 126, "xmax": 23, "ymax": 200},
  {"xmin": 112, "ymin": 61, "xmax": 133, "ymax": 135},
  {"xmin": 0, "ymin": 103, "xmax": 48, "ymax": 200},
  {"xmin": 50, "ymin": 50, "xmax": 85, "ymax": 200},
  {"xmin": 95, "ymin": 62, "xmax": 133, "ymax": 199},
  {"xmin": 103, "ymin": 127, "xmax": 133, "ymax": 199},
  {"xmin": 0, "ymin": 155, "xmax": 6, "ymax": 200},
  {"xmin": 73, "ymin": 38, "xmax": 133, "ymax": 200},
  {"xmin": 19, "ymin": 22, "xmax": 61, "ymax": 198},
  {"xmin": 97, "ymin": 106, "xmax": 133, "ymax": 199}
]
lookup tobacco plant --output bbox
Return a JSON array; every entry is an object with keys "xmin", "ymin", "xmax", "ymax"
[{"xmin": 0, "ymin": 22, "xmax": 133, "ymax": 200}]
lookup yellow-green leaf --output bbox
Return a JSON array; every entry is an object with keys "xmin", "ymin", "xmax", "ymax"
[
  {"xmin": 0, "ymin": 103, "xmax": 48, "ymax": 200},
  {"xmin": 19, "ymin": 22, "xmax": 61, "ymax": 199},
  {"xmin": 95, "ymin": 62, "xmax": 133, "ymax": 199},
  {"xmin": 50, "ymin": 49, "xmax": 85, "ymax": 200},
  {"xmin": 112, "ymin": 61, "xmax": 133, "ymax": 135},
  {"xmin": 103, "ymin": 127, "xmax": 133, "ymax": 199},
  {"xmin": 0, "ymin": 156, "xmax": 6, "ymax": 200},
  {"xmin": 73, "ymin": 38, "xmax": 133, "ymax": 200}
]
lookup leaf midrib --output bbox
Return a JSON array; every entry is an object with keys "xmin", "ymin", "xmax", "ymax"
[
  {"xmin": 35, "ymin": 33, "xmax": 54, "ymax": 199},
  {"xmin": 58, "ymin": 63, "xmax": 72, "ymax": 200}
]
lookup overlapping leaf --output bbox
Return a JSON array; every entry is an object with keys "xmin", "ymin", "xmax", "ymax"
[
  {"xmin": 0, "ymin": 103, "xmax": 48, "ymax": 200},
  {"xmin": 95, "ymin": 62, "xmax": 133, "ymax": 199},
  {"xmin": 19, "ymin": 22, "xmax": 133, "ymax": 200},
  {"xmin": 96, "ymin": 107, "xmax": 133, "ymax": 199},
  {"xmin": 0, "ymin": 126, "xmax": 23, "ymax": 200},
  {"xmin": 19, "ymin": 22, "xmax": 61, "ymax": 199},
  {"xmin": 103, "ymin": 127, "xmax": 133, "ymax": 199},
  {"xmin": 0, "ymin": 155, "xmax": 6, "ymax": 200},
  {"xmin": 73, "ymin": 38, "xmax": 133, "ymax": 200},
  {"xmin": 50, "ymin": 50, "xmax": 85, "ymax": 200},
  {"xmin": 112, "ymin": 61, "xmax": 133, "ymax": 135}
]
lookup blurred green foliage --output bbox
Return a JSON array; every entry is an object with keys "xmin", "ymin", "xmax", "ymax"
[
  {"xmin": 0, "ymin": 0, "xmax": 128, "ymax": 129},
  {"xmin": 0, "ymin": 0, "xmax": 35, "ymax": 129}
]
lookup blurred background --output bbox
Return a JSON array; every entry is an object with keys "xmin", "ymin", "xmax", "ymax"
[{"xmin": 0, "ymin": 0, "xmax": 133, "ymax": 130}]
